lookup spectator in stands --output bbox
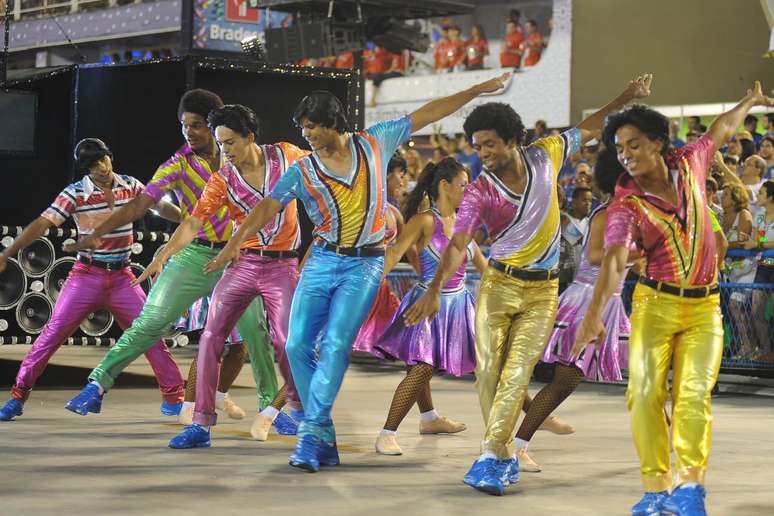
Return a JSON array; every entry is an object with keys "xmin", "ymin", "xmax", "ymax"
[
  {"xmin": 500, "ymin": 20, "xmax": 524, "ymax": 70},
  {"xmin": 431, "ymin": 145, "xmax": 449, "ymax": 164},
  {"xmin": 522, "ymin": 20, "xmax": 545, "ymax": 67},
  {"xmin": 725, "ymin": 133, "xmax": 743, "ymax": 160},
  {"xmin": 740, "ymin": 154, "xmax": 767, "ymax": 199},
  {"xmin": 759, "ymin": 135, "xmax": 774, "ymax": 180},
  {"xmin": 687, "ymin": 115, "xmax": 707, "ymax": 133},
  {"xmin": 403, "ymin": 147, "xmax": 424, "ymax": 190},
  {"xmin": 745, "ymin": 114, "xmax": 763, "ymax": 146},
  {"xmin": 530, "ymin": 119, "xmax": 548, "ymax": 144},
  {"xmin": 765, "ymin": 113, "xmax": 774, "ymax": 137},
  {"xmin": 686, "ymin": 130, "xmax": 702, "ymax": 144},
  {"xmin": 456, "ymin": 134, "xmax": 483, "ymax": 180},
  {"xmin": 435, "ymin": 25, "xmax": 465, "ymax": 73},
  {"xmin": 706, "ymin": 177, "xmax": 723, "ymax": 223},
  {"xmin": 744, "ymin": 181, "xmax": 774, "ymax": 361},
  {"xmin": 558, "ymin": 186, "xmax": 593, "ymax": 290},
  {"xmin": 335, "ymin": 51, "xmax": 354, "ymax": 69},
  {"xmin": 465, "ymin": 24, "xmax": 489, "ymax": 71},
  {"xmin": 669, "ymin": 119, "xmax": 685, "ymax": 148},
  {"xmin": 369, "ymin": 48, "xmax": 409, "ymax": 107},
  {"xmin": 580, "ymin": 141, "xmax": 599, "ymax": 165}
]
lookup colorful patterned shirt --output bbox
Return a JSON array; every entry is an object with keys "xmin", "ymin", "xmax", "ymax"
[
  {"xmin": 455, "ymin": 128, "xmax": 582, "ymax": 270},
  {"xmin": 604, "ymin": 134, "xmax": 717, "ymax": 286},
  {"xmin": 143, "ymin": 144, "xmax": 231, "ymax": 242},
  {"xmin": 42, "ymin": 174, "xmax": 142, "ymax": 263},
  {"xmin": 269, "ymin": 116, "xmax": 412, "ymax": 248},
  {"xmin": 192, "ymin": 143, "xmax": 307, "ymax": 251}
]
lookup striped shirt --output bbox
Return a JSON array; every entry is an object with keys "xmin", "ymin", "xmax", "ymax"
[
  {"xmin": 143, "ymin": 144, "xmax": 232, "ymax": 242},
  {"xmin": 42, "ymin": 174, "xmax": 142, "ymax": 263},
  {"xmin": 270, "ymin": 116, "xmax": 412, "ymax": 248},
  {"xmin": 193, "ymin": 143, "xmax": 307, "ymax": 251}
]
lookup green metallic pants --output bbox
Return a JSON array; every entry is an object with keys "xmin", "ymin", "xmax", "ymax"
[{"xmin": 89, "ymin": 242, "xmax": 278, "ymax": 408}]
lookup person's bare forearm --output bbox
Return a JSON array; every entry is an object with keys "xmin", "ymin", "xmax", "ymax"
[
  {"xmin": 427, "ymin": 233, "xmax": 471, "ymax": 293},
  {"xmin": 230, "ymin": 198, "xmax": 282, "ymax": 248},
  {"xmin": 154, "ymin": 200, "xmax": 182, "ymax": 223},
  {"xmin": 586, "ymin": 246, "xmax": 629, "ymax": 318},
  {"xmin": 1, "ymin": 217, "xmax": 53, "ymax": 259},
  {"xmin": 158, "ymin": 217, "xmax": 202, "ymax": 261},
  {"xmin": 94, "ymin": 194, "xmax": 155, "ymax": 238},
  {"xmin": 707, "ymin": 97, "xmax": 757, "ymax": 149},
  {"xmin": 577, "ymin": 88, "xmax": 636, "ymax": 137}
]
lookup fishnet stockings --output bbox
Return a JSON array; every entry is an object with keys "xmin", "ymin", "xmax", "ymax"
[
  {"xmin": 183, "ymin": 343, "xmax": 248, "ymax": 401},
  {"xmin": 383, "ymin": 363, "xmax": 434, "ymax": 431},
  {"xmin": 515, "ymin": 363, "xmax": 584, "ymax": 441}
]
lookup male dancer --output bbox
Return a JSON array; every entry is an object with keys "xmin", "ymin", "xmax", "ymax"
[
  {"xmin": 405, "ymin": 75, "xmax": 654, "ymax": 495},
  {"xmin": 137, "ymin": 104, "xmax": 307, "ymax": 448},
  {"xmin": 207, "ymin": 73, "xmax": 509, "ymax": 472},
  {"xmin": 65, "ymin": 90, "xmax": 280, "ymax": 420},
  {"xmin": 0, "ymin": 139, "xmax": 184, "ymax": 420},
  {"xmin": 575, "ymin": 81, "xmax": 773, "ymax": 516}
]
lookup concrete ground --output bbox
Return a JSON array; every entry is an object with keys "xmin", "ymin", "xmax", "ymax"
[{"xmin": 1, "ymin": 347, "xmax": 773, "ymax": 516}]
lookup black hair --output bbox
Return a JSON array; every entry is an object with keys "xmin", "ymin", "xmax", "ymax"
[
  {"xmin": 74, "ymin": 138, "xmax": 113, "ymax": 174},
  {"xmin": 762, "ymin": 181, "xmax": 774, "ymax": 200},
  {"xmin": 293, "ymin": 90, "xmax": 349, "ymax": 134},
  {"xmin": 405, "ymin": 157, "xmax": 466, "ymax": 219},
  {"xmin": 388, "ymin": 154, "xmax": 407, "ymax": 175},
  {"xmin": 509, "ymin": 9, "xmax": 521, "ymax": 22},
  {"xmin": 593, "ymin": 147, "xmax": 626, "ymax": 196},
  {"xmin": 762, "ymin": 135, "xmax": 774, "ymax": 147},
  {"xmin": 705, "ymin": 176, "xmax": 718, "ymax": 193},
  {"xmin": 527, "ymin": 19, "xmax": 538, "ymax": 27},
  {"xmin": 689, "ymin": 115, "xmax": 701, "ymax": 124},
  {"xmin": 767, "ymin": 113, "xmax": 774, "ymax": 126},
  {"xmin": 602, "ymin": 104, "xmax": 669, "ymax": 158},
  {"xmin": 571, "ymin": 186, "xmax": 592, "ymax": 200},
  {"xmin": 739, "ymin": 139, "xmax": 755, "ymax": 163},
  {"xmin": 177, "ymin": 89, "xmax": 224, "ymax": 121},
  {"xmin": 744, "ymin": 114, "xmax": 758, "ymax": 128},
  {"xmin": 463, "ymin": 102, "xmax": 525, "ymax": 145},
  {"xmin": 207, "ymin": 104, "xmax": 260, "ymax": 140},
  {"xmin": 471, "ymin": 24, "xmax": 487, "ymax": 40}
]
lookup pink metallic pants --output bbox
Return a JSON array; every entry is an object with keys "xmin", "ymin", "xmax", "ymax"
[{"xmin": 11, "ymin": 262, "xmax": 184, "ymax": 403}]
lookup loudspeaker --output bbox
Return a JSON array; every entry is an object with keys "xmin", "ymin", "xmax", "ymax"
[
  {"xmin": 45, "ymin": 256, "xmax": 75, "ymax": 301},
  {"xmin": 17, "ymin": 238, "xmax": 56, "ymax": 278},
  {"xmin": 80, "ymin": 309, "xmax": 114, "ymax": 337},
  {"xmin": 16, "ymin": 292, "xmax": 53, "ymax": 334},
  {"xmin": 0, "ymin": 257, "xmax": 27, "ymax": 309},
  {"xmin": 265, "ymin": 21, "xmax": 364, "ymax": 63}
]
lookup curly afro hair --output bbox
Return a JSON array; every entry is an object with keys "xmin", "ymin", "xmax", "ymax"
[
  {"xmin": 602, "ymin": 104, "xmax": 669, "ymax": 157},
  {"xmin": 177, "ymin": 89, "xmax": 224, "ymax": 121},
  {"xmin": 463, "ymin": 102, "xmax": 525, "ymax": 145}
]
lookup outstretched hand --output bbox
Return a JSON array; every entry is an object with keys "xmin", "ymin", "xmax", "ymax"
[
  {"xmin": 203, "ymin": 242, "xmax": 241, "ymax": 274},
  {"xmin": 402, "ymin": 289, "xmax": 441, "ymax": 326},
  {"xmin": 473, "ymin": 72, "xmax": 511, "ymax": 95},
  {"xmin": 745, "ymin": 80, "xmax": 774, "ymax": 108},
  {"xmin": 572, "ymin": 312, "xmax": 606, "ymax": 356},
  {"xmin": 132, "ymin": 253, "xmax": 168, "ymax": 286},
  {"xmin": 63, "ymin": 234, "xmax": 101, "ymax": 253},
  {"xmin": 625, "ymin": 74, "xmax": 653, "ymax": 101}
]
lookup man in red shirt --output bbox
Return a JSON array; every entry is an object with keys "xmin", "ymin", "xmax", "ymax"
[
  {"xmin": 500, "ymin": 20, "xmax": 524, "ymax": 69},
  {"xmin": 435, "ymin": 25, "xmax": 465, "ymax": 73},
  {"xmin": 522, "ymin": 20, "xmax": 545, "ymax": 67}
]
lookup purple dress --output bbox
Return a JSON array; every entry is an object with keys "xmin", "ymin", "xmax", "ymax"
[
  {"xmin": 374, "ymin": 210, "xmax": 477, "ymax": 376},
  {"xmin": 541, "ymin": 205, "xmax": 631, "ymax": 381}
]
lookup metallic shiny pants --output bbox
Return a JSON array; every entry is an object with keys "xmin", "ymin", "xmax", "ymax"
[
  {"xmin": 193, "ymin": 254, "xmax": 299, "ymax": 426},
  {"xmin": 12, "ymin": 262, "xmax": 183, "ymax": 403},
  {"xmin": 90, "ymin": 243, "xmax": 277, "ymax": 407},
  {"xmin": 474, "ymin": 267, "xmax": 559, "ymax": 458},
  {"xmin": 286, "ymin": 246, "xmax": 383, "ymax": 442},
  {"xmin": 627, "ymin": 285, "xmax": 723, "ymax": 491}
]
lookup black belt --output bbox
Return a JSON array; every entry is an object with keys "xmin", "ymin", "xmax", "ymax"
[
  {"xmin": 638, "ymin": 277, "xmax": 719, "ymax": 298},
  {"xmin": 243, "ymin": 248, "xmax": 299, "ymax": 259},
  {"xmin": 488, "ymin": 259, "xmax": 559, "ymax": 281},
  {"xmin": 193, "ymin": 238, "xmax": 226, "ymax": 249},
  {"xmin": 78, "ymin": 256, "xmax": 130, "ymax": 270},
  {"xmin": 316, "ymin": 240, "xmax": 385, "ymax": 257}
]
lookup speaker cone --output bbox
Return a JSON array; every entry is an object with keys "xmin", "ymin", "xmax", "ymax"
[
  {"xmin": 16, "ymin": 292, "xmax": 53, "ymax": 334},
  {"xmin": 0, "ymin": 257, "xmax": 27, "ymax": 309},
  {"xmin": 130, "ymin": 262, "xmax": 151, "ymax": 295},
  {"xmin": 80, "ymin": 309, "xmax": 114, "ymax": 337},
  {"xmin": 18, "ymin": 238, "xmax": 56, "ymax": 278},
  {"xmin": 45, "ymin": 257, "xmax": 76, "ymax": 302}
]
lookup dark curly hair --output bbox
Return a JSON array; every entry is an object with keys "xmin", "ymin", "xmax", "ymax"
[
  {"xmin": 207, "ymin": 104, "xmax": 259, "ymax": 140},
  {"xmin": 463, "ymin": 102, "xmax": 525, "ymax": 145},
  {"xmin": 74, "ymin": 138, "xmax": 113, "ymax": 174},
  {"xmin": 293, "ymin": 90, "xmax": 349, "ymax": 134},
  {"xmin": 593, "ymin": 147, "xmax": 626, "ymax": 196},
  {"xmin": 177, "ymin": 89, "xmax": 224, "ymax": 121},
  {"xmin": 388, "ymin": 153, "xmax": 407, "ymax": 175},
  {"xmin": 762, "ymin": 181, "xmax": 774, "ymax": 201},
  {"xmin": 405, "ymin": 157, "xmax": 467, "ymax": 219},
  {"xmin": 603, "ymin": 104, "xmax": 669, "ymax": 158}
]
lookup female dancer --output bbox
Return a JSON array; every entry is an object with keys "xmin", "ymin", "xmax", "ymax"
[
  {"xmin": 513, "ymin": 148, "xmax": 637, "ymax": 471},
  {"xmin": 373, "ymin": 157, "xmax": 487, "ymax": 455}
]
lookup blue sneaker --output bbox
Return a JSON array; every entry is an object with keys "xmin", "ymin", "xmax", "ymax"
[
  {"xmin": 319, "ymin": 440, "xmax": 340, "ymax": 467},
  {"xmin": 463, "ymin": 457, "xmax": 506, "ymax": 496},
  {"xmin": 273, "ymin": 411, "xmax": 299, "ymax": 435},
  {"xmin": 65, "ymin": 384, "xmax": 103, "ymax": 416},
  {"xmin": 160, "ymin": 401, "xmax": 183, "ymax": 416},
  {"xmin": 0, "ymin": 399, "xmax": 24, "ymax": 421},
  {"xmin": 661, "ymin": 485, "xmax": 707, "ymax": 516},
  {"xmin": 631, "ymin": 491, "xmax": 668, "ymax": 516},
  {"xmin": 289, "ymin": 434, "xmax": 321, "ymax": 472},
  {"xmin": 289, "ymin": 408, "xmax": 304, "ymax": 422},
  {"xmin": 499, "ymin": 457, "xmax": 519, "ymax": 485},
  {"xmin": 169, "ymin": 424, "xmax": 211, "ymax": 449}
]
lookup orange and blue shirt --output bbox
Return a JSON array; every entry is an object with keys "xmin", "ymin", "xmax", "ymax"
[
  {"xmin": 269, "ymin": 116, "xmax": 412, "ymax": 248},
  {"xmin": 42, "ymin": 174, "xmax": 142, "ymax": 263},
  {"xmin": 605, "ymin": 134, "xmax": 717, "ymax": 286},
  {"xmin": 143, "ymin": 144, "xmax": 232, "ymax": 243},
  {"xmin": 192, "ymin": 143, "xmax": 307, "ymax": 251}
]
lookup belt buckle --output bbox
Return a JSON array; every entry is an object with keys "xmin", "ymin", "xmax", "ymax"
[
  {"xmin": 544, "ymin": 270, "xmax": 550, "ymax": 280},
  {"xmin": 679, "ymin": 286, "xmax": 685, "ymax": 297}
]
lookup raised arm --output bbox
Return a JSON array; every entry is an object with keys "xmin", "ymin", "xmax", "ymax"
[
  {"xmin": 0, "ymin": 217, "xmax": 54, "ymax": 273},
  {"xmin": 410, "ymin": 73, "xmax": 510, "ymax": 133},
  {"xmin": 706, "ymin": 81, "xmax": 774, "ymax": 150},
  {"xmin": 711, "ymin": 151, "xmax": 744, "ymax": 189},
  {"xmin": 403, "ymin": 230, "xmax": 474, "ymax": 325},
  {"xmin": 471, "ymin": 240, "xmax": 488, "ymax": 275},
  {"xmin": 383, "ymin": 213, "xmax": 432, "ymax": 275},
  {"xmin": 65, "ymin": 194, "xmax": 156, "ymax": 252},
  {"xmin": 132, "ymin": 216, "xmax": 203, "ymax": 285},
  {"xmin": 576, "ymin": 74, "xmax": 653, "ymax": 144}
]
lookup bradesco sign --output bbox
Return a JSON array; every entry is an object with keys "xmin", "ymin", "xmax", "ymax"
[{"xmin": 193, "ymin": 0, "xmax": 291, "ymax": 52}]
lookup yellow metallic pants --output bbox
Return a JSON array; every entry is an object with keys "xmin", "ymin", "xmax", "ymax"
[
  {"xmin": 475, "ymin": 266, "xmax": 559, "ymax": 458},
  {"xmin": 627, "ymin": 284, "xmax": 723, "ymax": 492}
]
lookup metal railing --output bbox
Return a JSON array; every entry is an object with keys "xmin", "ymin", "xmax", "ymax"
[{"xmin": 5, "ymin": 0, "xmax": 145, "ymax": 20}]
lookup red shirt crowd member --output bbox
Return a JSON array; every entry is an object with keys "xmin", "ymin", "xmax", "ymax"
[
  {"xmin": 435, "ymin": 25, "xmax": 465, "ymax": 72},
  {"xmin": 335, "ymin": 51, "xmax": 354, "ymax": 69},
  {"xmin": 465, "ymin": 24, "xmax": 489, "ymax": 70},
  {"xmin": 500, "ymin": 20, "xmax": 524, "ymax": 69},
  {"xmin": 522, "ymin": 20, "xmax": 545, "ymax": 67}
]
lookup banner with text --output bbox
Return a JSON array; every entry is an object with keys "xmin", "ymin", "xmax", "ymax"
[{"xmin": 193, "ymin": 0, "xmax": 291, "ymax": 52}]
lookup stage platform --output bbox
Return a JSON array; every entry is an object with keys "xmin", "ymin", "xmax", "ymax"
[{"xmin": 1, "ymin": 346, "xmax": 773, "ymax": 515}]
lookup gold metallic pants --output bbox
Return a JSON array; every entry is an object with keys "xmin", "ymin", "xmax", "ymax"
[
  {"xmin": 627, "ymin": 284, "xmax": 723, "ymax": 492},
  {"xmin": 475, "ymin": 267, "xmax": 559, "ymax": 458}
]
